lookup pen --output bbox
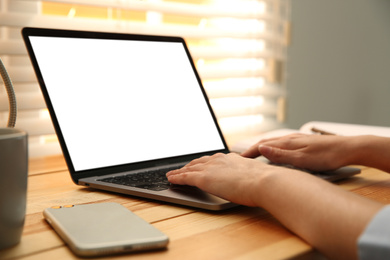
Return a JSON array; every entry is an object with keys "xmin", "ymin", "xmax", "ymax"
[{"xmin": 311, "ymin": 127, "xmax": 336, "ymax": 135}]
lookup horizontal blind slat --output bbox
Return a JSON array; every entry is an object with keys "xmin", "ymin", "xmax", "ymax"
[
  {"xmin": 7, "ymin": 67, "xmax": 36, "ymax": 83},
  {"xmin": 204, "ymin": 81, "xmax": 286, "ymax": 99},
  {"xmin": 211, "ymin": 97, "xmax": 278, "ymax": 118},
  {"xmin": 0, "ymin": 40, "xmax": 27, "ymax": 55},
  {"xmin": 198, "ymin": 67, "xmax": 269, "ymax": 80},
  {"xmin": 31, "ymin": 0, "xmax": 275, "ymax": 20},
  {"xmin": 0, "ymin": 13, "xmax": 278, "ymax": 41},
  {"xmin": 190, "ymin": 47, "xmax": 282, "ymax": 61},
  {"xmin": 219, "ymin": 115, "xmax": 282, "ymax": 142},
  {"xmin": 0, "ymin": 91, "xmax": 45, "ymax": 111},
  {"xmin": 15, "ymin": 117, "xmax": 55, "ymax": 136}
]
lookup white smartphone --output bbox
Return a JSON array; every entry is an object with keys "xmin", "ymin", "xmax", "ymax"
[{"xmin": 43, "ymin": 202, "xmax": 169, "ymax": 257}]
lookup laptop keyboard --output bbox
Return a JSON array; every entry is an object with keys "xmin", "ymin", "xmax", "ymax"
[{"xmin": 98, "ymin": 166, "xmax": 181, "ymax": 191}]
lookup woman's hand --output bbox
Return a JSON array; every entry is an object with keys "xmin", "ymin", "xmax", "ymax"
[
  {"xmin": 166, "ymin": 153, "xmax": 277, "ymax": 207},
  {"xmin": 241, "ymin": 134, "xmax": 355, "ymax": 171}
]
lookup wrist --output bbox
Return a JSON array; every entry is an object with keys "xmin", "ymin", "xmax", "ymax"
[
  {"xmin": 252, "ymin": 164, "xmax": 298, "ymax": 208},
  {"xmin": 349, "ymin": 135, "xmax": 390, "ymax": 172},
  {"xmin": 341, "ymin": 136, "xmax": 365, "ymax": 166},
  {"xmin": 346, "ymin": 135, "xmax": 376, "ymax": 164}
]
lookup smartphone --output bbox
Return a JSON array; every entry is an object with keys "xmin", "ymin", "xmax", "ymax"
[{"xmin": 43, "ymin": 202, "xmax": 169, "ymax": 257}]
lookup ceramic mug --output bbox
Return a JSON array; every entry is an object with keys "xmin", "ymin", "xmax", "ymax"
[{"xmin": 0, "ymin": 128, "xmax": 28, "ymax": 250}]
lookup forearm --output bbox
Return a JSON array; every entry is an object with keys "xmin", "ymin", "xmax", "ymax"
[
  {"xmin": 166, "ymin": 153, "xmax": 386, "ymax": 259},
  {"xmin": 254, "ymin": 168, "xmax": 383, "ymax": 260},
  {"xmin": 347, "ymin": 135, "xmax": 390, "ymax": 173}
]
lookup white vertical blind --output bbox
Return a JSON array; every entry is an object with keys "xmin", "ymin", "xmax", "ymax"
[{"xmin": 0, "ymin": 0, "xmax": 289, "ymax": 158}]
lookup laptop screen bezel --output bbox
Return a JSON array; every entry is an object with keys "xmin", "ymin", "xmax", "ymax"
[{"xmin": 22, "ymin": 27, "xmax": 229, "ymax": 183}]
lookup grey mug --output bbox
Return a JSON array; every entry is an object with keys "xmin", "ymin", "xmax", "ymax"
[{"xmin": 0, "ymin": 128, "xmax": 28, "ymax": 250}]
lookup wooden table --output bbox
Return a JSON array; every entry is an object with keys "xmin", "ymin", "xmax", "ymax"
[{"xmin": 2, "ymin": 155, "xmax": 390, "ymax": 260}]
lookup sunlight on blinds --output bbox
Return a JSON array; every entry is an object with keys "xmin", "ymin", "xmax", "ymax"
[{"xmin": 0, "ymin": 0, "xmax": 289, "ymax": 158}]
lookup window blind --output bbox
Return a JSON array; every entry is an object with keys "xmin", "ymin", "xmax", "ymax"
[{"xmin": 0, "ymin": 0, "xmax": 289, "ymax": 158}]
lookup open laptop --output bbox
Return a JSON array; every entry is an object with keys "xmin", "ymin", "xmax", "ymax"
[
  {"xmin": 22, "ymin": 27, "xmax": 235, "ymax": 210},
  {"xmin": 22, "ymin": 27, "xmax": 360, "ymax": 211}
]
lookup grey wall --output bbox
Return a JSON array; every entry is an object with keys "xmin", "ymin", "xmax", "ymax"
[{"xmin": 285, "ymin": 0, "xmax": 390, "ymax": 129}]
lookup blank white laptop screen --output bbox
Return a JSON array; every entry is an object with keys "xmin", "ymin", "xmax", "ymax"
[{"xmin": 29, "ymin": 36, "xmax": 225, "ymax": 171}]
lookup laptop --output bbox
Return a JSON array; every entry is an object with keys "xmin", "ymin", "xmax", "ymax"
[
  {"xmin": 22, "ymin": 27, "xmax": 360, "ymax": 211},
  {"xmin": 22, "ymin": 27, "xmax": 235, "ymax": 210}
]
